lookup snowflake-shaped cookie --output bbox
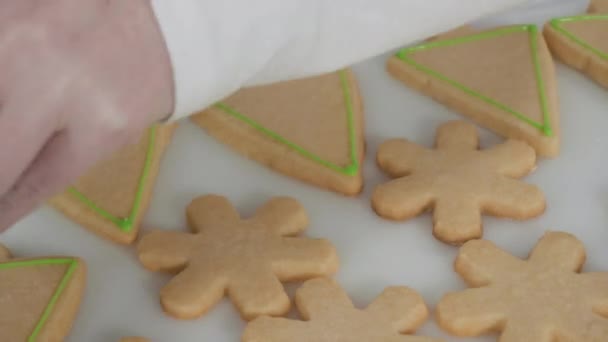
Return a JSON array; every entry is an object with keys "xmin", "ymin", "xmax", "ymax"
[
  {"xmin": 243, "ymin": 278, "xmax": 441, "ymax": 342},
  {"xmin": 373, "ymin": 121, "xmax": 545, "ymax": 244},
  {"xmin": 137, "ymin": 195, "xmax": 339, "ymax": 320},
  {"xmin": 437, "ymin": 231, "xmax": 608, "ymax": 341}
]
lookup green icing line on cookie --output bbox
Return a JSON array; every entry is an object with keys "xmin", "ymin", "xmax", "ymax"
[
  {"xmin": 396, "ymin": 25, "xmax": 553, "ymax": 137},
  {"xmin": 67, "ymin": 125, "xmax": 158, "ymax": 232},
  {"xmin": 0, "ymin": 258, "xmax": 78, "ymax": 341},
  {"xmin": 215, "ymin": 69, "xmax": 359, "ymax": 176},
  {"xmin": 550, "ymin": 15, "xmax": 608, "ymax": 61}
]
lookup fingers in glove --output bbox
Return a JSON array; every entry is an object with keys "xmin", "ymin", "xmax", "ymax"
[
  {"xmin": 0, "ymin": 122, "xmax": 123, "ymax": 231},
  {"xmin": 0, "ymin": 98, "xmax": 57, "ymax": 198}
]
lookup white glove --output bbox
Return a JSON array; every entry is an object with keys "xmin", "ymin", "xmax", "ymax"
[
  {"xmin": 0, "ymin": 0, "xmax": 173, "ymax": 230},
  {"xmin": 0, "ymin": 0, "xmax": 529, "ymax": 230},
  {"xmin": 152, "ymin": 0, "xmax": 530, "ymax": 120}
]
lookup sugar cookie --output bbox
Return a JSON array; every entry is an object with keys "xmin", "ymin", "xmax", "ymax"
[
  {"xmin": 243, "ymin": 278, "xmax": 440, "ymax": 342},
  {"xmin": 0, "ymin": 243, "xmax": 10, "ymax": 261},
  {"xmin": 50, "ymin": 124, "xmax": 176, "ymax": 244},
  {"xmin": 590, "ymin": 0, "xmax": 608, "ymax": 13},
  {"xmin": 191, "ymin": 70, "xmax": 365, "ymax": 195},
  {"xmin": 388, "ymin": 25, "xmax": 560, "ymax": 157},
  {"xmin": 373, "ymin": 121, "xmax": 545, "ymax": 244},
  {"xmin": 437, "ymin": 231, "xmax": 608, "ymax": 340},
  {"xmin": 137, "ymin": 195, "xmax": 339, "ymax": 320},
  {"xmin": 0, "ymin": 244, "xmax": 86, "ymax": 342},
  {"xmin": 544, "ymin": 12, "xmax": 608, "ymax": 89}
]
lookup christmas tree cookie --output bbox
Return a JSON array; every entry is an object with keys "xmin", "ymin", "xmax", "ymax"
[
  {"xmin": 50, "ymin": 124, "xmax": 176, "ymax": 244},
  {"xmin": 544, "ymin": 8, "xmax": 608, "ymax": 89},
  {"xmin": 0, "ymin": 244, "xmax": 86, "ymax": 342},
  {"xmin": 388, "ymin": 25, "xmax": 560, "ymax": 157},
  {"xmin": 191, "ymin": 70, "xmax": 365, "ymax": 195}
]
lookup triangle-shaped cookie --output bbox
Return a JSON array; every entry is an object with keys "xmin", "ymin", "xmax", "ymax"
[
  {"xmin": 590, "ymin": 0, "xmax": 608, "ymax": 13},
  {"xmin": 49, "ymin": 124, "xmax": 175, "ymax": 244},
  {"xmin": 191, "ymin": 70, "xmax": 365, "ymax": 195},
  {"xmin": 388, "ymin": 25, "xmax": 560, "ymax": 157},
  {"xmin": 0, "ymin": 246, "xmax": 86, "ymax": 341},
  {"xmin": 544, "ymin": 14, "xmax": 608, "ymax": 89}
]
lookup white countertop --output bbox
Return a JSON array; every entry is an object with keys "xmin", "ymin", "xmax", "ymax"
[{"xmin": 3, "ymin": 1, "xmax": 606, "ymax": 341}]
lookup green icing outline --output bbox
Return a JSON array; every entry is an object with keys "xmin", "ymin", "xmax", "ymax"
[
  {"xmin": 550, "ymin": 15, "xmax": 608, "ymax": 61},
  {"xmin": 67, "ymin": 125, "xmax": 158, "ymax": 232},
  {"xmin": 0, "ymin": 258, "xmax": 78, "ymax": 341},
  {"xmin": 215, "ymin": 69, "xmax": 359, "ymax": 176},
  {"xmin": 395, "ymin": 25, "xmax": 553, "ymax": 137}
]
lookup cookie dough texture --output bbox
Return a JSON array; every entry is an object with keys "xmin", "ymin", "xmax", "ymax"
[
  {"xmin": 243, "ymin": 278, "xmax": 440, "ymax": 342},
  {"xmin": 373, "ymin": 121, "xmax": 545, "ymax": 245},
  {"xmin": 437, "ymin": 231, "xmax": 608, "ymax": 341},
  {"xmin": 0, "ymin": 244, "xmax": 86, "ymax": 342},
  {"xmin": 0, "ymin": 244, "xmax": 10, "ymax": 261},
  {"xmin": 137, "ymin": 195, "xmax": 339, "ymax": 320},
  {"xmin": 50, "ymin": 124, "xmax": 176, "ymax": 244},
  {"xmin": 192, "ymin": 70, "xmax": 365, "ymax": 195},
  {"xmin": 544, "ymin": 13, "xmax": 608, "ymax": 89},
  {"xmin": 388, "ymin": 25, "xmax": 560, "ymax": 157}
]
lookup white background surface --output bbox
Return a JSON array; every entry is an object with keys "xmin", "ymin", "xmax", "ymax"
[{"xmin": 2, "ymin": 1, "xmax": 606, "ymax": 341}]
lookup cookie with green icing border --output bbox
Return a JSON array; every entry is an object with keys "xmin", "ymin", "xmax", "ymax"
[
  {"xmin": 191, "ymin": 69, "xmax": 365, "ymax": 195},
  {"xmin": 0, "ymin": 243, "xmax": 86, "ymax": 342},
  {"xmin": 388, "ymin": 25, "xmax": 560, "ymax": 158},
  {"xmin": 49, "ymin": 124, "xmax": 176, "ymax": 244},
  {"xmin": 544, "ymin": 10, "xmax": 608, "ymax": 90}
]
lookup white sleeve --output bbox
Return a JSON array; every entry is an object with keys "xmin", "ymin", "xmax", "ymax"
[{"xmin": 151, "ymin": 0, "xmax": 529, "ymax": 120}]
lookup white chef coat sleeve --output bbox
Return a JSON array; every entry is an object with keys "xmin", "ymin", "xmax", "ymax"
[{"xmin": 150, "ymin": 0, "xmax": 529, "ymax": 120}]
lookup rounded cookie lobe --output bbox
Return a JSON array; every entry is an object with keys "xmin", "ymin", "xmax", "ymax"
[{"xmin": 190, "ymin": 70, "xmax": 365, "ymax": 195}]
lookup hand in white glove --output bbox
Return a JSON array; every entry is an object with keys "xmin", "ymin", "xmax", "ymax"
[
  {"xmin": 0, "ymin": 0, "xmax": 528, "ymax": 231},
  {"xmin": 0, "ymin": 0, "xmax": 174, "ymax": 230},
  {"xmin": 152, "ymin": 0, "xmax": 528, "ymax": 118}
]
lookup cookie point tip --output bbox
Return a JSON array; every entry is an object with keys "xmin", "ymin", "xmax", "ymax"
[
  {"xmin": 396, "ymin": 49, "xmax": 408, "ymax": 60},
  {"xmin": 117, "ymin": 218, "xmax": 134, "ymax": 232},
  {"xmin": 342, "ymin": 163, "xmax": 359, "ymax": 176}
]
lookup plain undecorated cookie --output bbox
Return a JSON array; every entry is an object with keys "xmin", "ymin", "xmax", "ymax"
[
  {"xmin": 388, "ymin": 25, "xmax": 560, "ymax": 157},
  {"xmin": 373, "ymin": 121, "xmax": 545, "ymax": 245},
  {"xmin": 437, "ymin": 231, "xmax": 608, "ymax": 341},
  {"xmin": 137, "ymin": 195, "xmax": 338, "ymax": 320},
  {"xmin": 0, "ymin": 244, "xmax": 87, "ymax": 342},
  {"xmin": 191, "ymin": 70, "xmax": 365, "ymax": 196},
  {"xmin": 243, "ymin": 278, "xmax": 441, "ymax": 342}
]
